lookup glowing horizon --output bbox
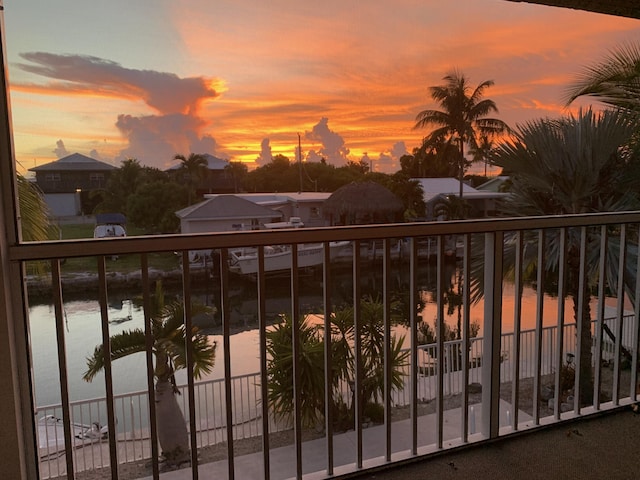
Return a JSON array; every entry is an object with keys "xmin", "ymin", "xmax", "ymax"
[{"xmin": 4, "ymin": 1, "xmax": 639, "ymax": 175}]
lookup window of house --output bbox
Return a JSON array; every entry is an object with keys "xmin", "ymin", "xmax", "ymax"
[
  {"xmin": 45, "ymin": 173, "xmax": 61, "ymax": 182},
  {"xmin": 89, "ymin": 173, "xmax": 105, "ymax": 187}
]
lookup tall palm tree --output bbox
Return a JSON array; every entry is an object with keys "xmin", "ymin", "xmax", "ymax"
[
  {"xmin": 83, "ymin": 282, "xmax": 216, "ymax": 465},
  {"xmin": 487, "ymin": 107, "xmax": 640, "ymax": 406},
  {"xmin": 414, "ymin": 70, "xmax": 510, "ymax": 199},
  {"xmin": 564, "ymin": 42, "xmax": 640, "ymax": 114},
  {"xmin": 174, "ymin": 153, "xmax": 208, "ymax": 204},
  {"xmin": 468, "ymin": 133, "xmax": 495, "ymax": 177}
]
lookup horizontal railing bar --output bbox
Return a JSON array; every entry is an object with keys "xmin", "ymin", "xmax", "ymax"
[{"xmin": 11, "ymin": 211, "xmax": 640, "ymax": 262}]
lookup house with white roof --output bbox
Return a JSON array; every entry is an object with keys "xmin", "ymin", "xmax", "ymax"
[
  {"xmin": 175, "ymin": 195, "xmax": 284, "ymax": 234},
  {"xmin": 412, "ymin": 177, "xmax": 508, "ymax": 220},
  {"xmin": 176, "ymin": 191, "xmax": 332, "ymax": 234}
]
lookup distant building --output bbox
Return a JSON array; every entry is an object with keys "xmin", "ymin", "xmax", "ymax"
[
  {"xmin": 176, "ymin": 195, "xmax": 283, "ymax": 234},
  {"xmin": 166, "ymin": 153, "xmax": 236, "ymax": 194},
  {"xmin": 412, "ymin": 177, "xmax": 508, "ymax": 220},
  {"xmin": 29, "ymin": 153, "xmax": 116, "ymax": 217},
  {"xmin": 176, "ymin": 192, "xmax": 332, "ymax": 233}
]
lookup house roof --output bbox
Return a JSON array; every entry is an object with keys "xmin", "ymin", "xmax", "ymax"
[
  {"xmin": 29, "ymin": 153, "xmax": 116, "ymax": 172},
  {"xmin": 175, "ymin": 195, "xmax": 282, "ymax": 220},
  {"xmin": 204, "ymin": 192, "xmax": 333, "ymax": 206},
  {"xmin": 412, "ymin": 177, "xmax": 509, "ymax": 203},
  {"xmin": 476, "ymin": 176, "xmax": 510, "ymax": 193}
]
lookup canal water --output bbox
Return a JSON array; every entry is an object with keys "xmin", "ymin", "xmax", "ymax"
[{"xmin": 27, "ymin": 262, "xmax": 591, "ymax": 411}]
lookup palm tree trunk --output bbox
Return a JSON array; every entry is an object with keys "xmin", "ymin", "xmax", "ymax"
[
  {"xmin": 458, "ymin": 141, "xmax": 464, "ymax": 200},
  {"xmin": 568, "ymin": 245, "xmax": 594, "ymax": 407},
  {"xmin": 155, "ymin": 377, "xmax": 191, "ymax": 465}
]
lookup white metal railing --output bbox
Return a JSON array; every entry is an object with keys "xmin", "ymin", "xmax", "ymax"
[{"xmin": 8, "ymin": 212, "xmax": 640, "ymax": 479}]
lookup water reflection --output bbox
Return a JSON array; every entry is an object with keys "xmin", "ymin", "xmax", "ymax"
[{"xmin": 27, "ymin": 259, "xmax": 594, "ymax": 409}]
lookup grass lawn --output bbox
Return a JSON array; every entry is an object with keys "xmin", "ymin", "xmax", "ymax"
[{"xmin": 56, "ymin": 223, "xmax": 181, "ymax": 275}]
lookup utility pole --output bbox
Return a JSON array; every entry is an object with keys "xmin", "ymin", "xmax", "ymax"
[{"xmin": 298, "ymin": 133, "xmax": 303, "ymax": 193}]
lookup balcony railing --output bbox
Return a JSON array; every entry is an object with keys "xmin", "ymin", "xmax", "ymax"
[
  {"xmin": 8, "ymin": 211, "xmax": 640, "ymax": 479},
  {"xmin": 34, "ymin": 313, "xmax": 633, "ymax": 478}
]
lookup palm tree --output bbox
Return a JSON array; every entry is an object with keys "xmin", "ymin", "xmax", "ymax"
[
  {"xmin": 564, "ymin": 42, "xmax": 640, "ymax": 114},
  {"xmin": 266, "ymin": 298, "xmax": 409, "ymax": 430},
  {"xmin": 83, "ymin": 282, "xmax": 216, "ymax": 465},
  {"xmin": 224, "ymin": 161, "xmax": 248, "ymax": 193},
  {"xmin": 414, "ymin": 70, "xmax": 510, "ymax": 200},
  {"xmin": 174, "ymin": 153, "xmax": 208, "ymax": 204},
  {"xmin": 468, "ymin": 133, "xmax": 496, "ymax": 177},
  {"xmin": 487, "ymin": 107, "xmax": 640, "ymax": 406},
  {"xmin": 17, "ymin": 175, "xmax": 58, "ymax": 242}
]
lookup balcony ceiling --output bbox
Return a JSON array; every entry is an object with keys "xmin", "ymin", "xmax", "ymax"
[{"xmin": 505, "ymin": 1, "xmax": 640, "ymax": 19}]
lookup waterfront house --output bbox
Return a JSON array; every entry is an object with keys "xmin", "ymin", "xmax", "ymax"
[
  {"xmin": 28, "ymin": 153, "xmax": 116, "ymax": 217},
  {"xmin": 175, "ymin": 194, "xmax": 283, "ymax": 233},
  {"xmin": 413, "ymin": 177, "xmax": 508, "ymax": 220}
]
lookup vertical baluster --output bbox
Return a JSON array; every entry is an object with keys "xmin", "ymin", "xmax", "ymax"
[
  {"xmin": 594, "ymin": 226, "xmax": 608, "ymax": 410},
  {"xmin": 256, "ymin": 245, "xmax": 270, "ymax": 479},
  {"xmin": 51, "ymin": 259, "xmax": 76, "ymax": 479},
  {"xmin": 322, "ymin": 241, "xmax": 334, "ymax": 475},
  {"xmin": 353, "ymin": 240, "xmax": 363, "ymax": 468},
  {"xmin": 461, "ymin": 233, "xmax": 470, "ymax": 441},
  {"xmin": 482, "ymin": 231, "xmax": 503, "ymax": 438},
  {"xmin": 181, "ymin": 252, "xmax": 199, "ymax": 477},
  {"xmin": 613, "ymin": 224, "xmax": 627, "ymax": 404},
  {"xmin": 436, "ymin": 235, "xmax": 445, "ymax": 447},
  {"xmin": 409, "ymin": 237, "xmax": 418, "ymax": 455},
  {"xmin": 573, "ymin": 228, "xmax": 587, "ymax": 414},
  {"xmin": 533, "ymin": 230, "xmax": 546, "ymax": 424},
  {"xmin": 219, "ymin": 247, "xmax": 235, "ymax": 479},
  {"xmin": 383, "ymin": 238, "xmax": 392, "ymax": 461},
  {"xmin": 141, "ymin": 254, "xmax": 160, "ymax": 479},
  {"xmin": 512, "ymin": 231, "xmax": 523, "ymax": 430},
  {"xmin": 290, "ymin": 243, "xmax": 303, "ymax": 478},
  {"xmin": 97, "ymin": 256, "xmax": 119, "ymax": 479},
  {"xmin": 632, "ymin": 225, "xmax": 640, "ymax": 402},
  {"xmin": 554, "ymin": 228, "xmax": 567, "ymax": 419}
]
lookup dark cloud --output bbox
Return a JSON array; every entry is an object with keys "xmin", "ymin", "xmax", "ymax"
[
  {"xmin": 304, "ymin": 117, "xmax": 349, "ymax": 166},
  {"xmin": 53, "ymin": 139, "xmax": 68, "ymax": 158},
  {"xmin": 17, "ymin": 52, "xmax": 222, "ymax": 168},
  {"xmin": 17, "ymin": 52, "xmax": 219, "ymax": 114}
]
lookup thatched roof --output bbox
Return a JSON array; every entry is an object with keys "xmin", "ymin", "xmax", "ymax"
[
  {"xmin": 323, "ymin": 181, "xmax": 404, "ymax": 225},
  {"xmin": 505, "ymin": 1, "xmax": 640, "ymax": 18}
]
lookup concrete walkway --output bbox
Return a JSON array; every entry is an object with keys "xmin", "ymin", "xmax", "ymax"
[
  {"xmin": 355, "ymin": 406, "xmax": 640, "ymax": 480},
  {"xmin": 145, "ymin": 400, "xmax": 529, "ymax": 480}
]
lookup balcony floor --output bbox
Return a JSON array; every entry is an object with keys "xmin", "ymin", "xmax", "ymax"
[
  {"xmin": 129, "ymin": 403, "xmax": 639, "ymax": 480},
  {"xmin": 351, "ymin": 407, "xmax": 640, "ymax": 480}
]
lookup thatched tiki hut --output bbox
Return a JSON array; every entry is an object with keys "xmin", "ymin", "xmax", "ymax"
[{"xmin": 323, "ymin": 181, "xmax": 404, "ymax": 225}]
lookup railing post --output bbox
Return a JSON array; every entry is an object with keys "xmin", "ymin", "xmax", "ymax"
[{"xmin": 482, "ymin": 231, "xmax": 503, "ymax": 438}]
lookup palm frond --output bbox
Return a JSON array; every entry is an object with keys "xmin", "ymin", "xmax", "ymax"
[{"xmin": 83, "ymin": 329, "xmax": 147, "ymax": 381}]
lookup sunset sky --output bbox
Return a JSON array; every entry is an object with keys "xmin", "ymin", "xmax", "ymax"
[{"xmin": 4, "ymin": 1, "xmax": 640, "ymax": 175}]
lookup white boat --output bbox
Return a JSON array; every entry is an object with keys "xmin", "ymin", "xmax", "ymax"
[
  {"xmin": 94, "ymin": 213, "xmax": 127, "ymax": 239},
  {"xmin": 37, "ymin": 415, "xmax": 108, "ymax": 459},
  {"xmin": 228, "ymin": 243, "xmax": 324, "ymax": 275}
]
